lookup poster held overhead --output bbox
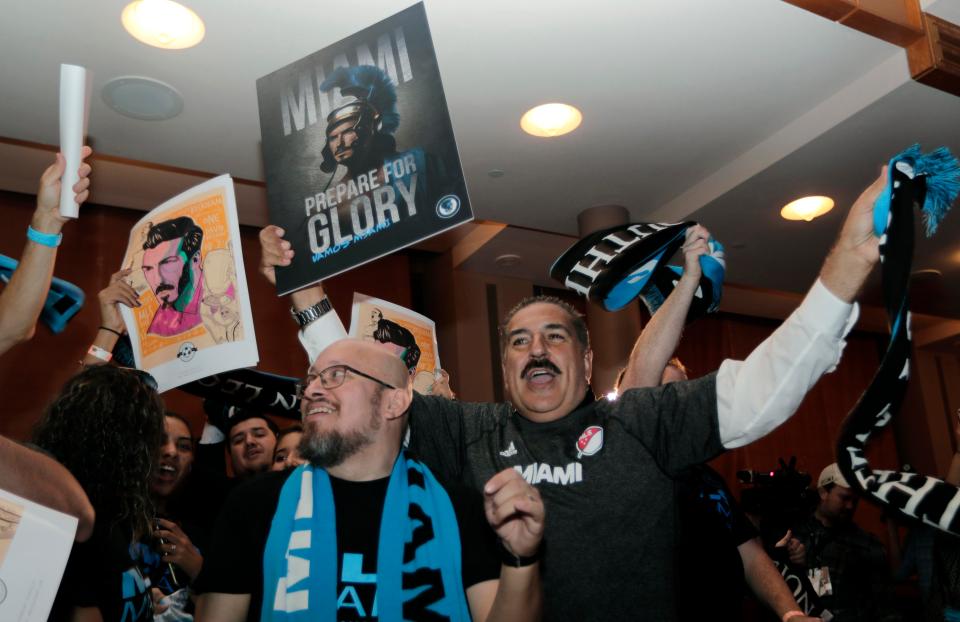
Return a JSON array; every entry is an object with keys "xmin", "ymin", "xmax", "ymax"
[
  {"xmin": 119, "ymin": 175, "xmax": 259, "ymax": 392},
  {"xmin": 58, "ymin": 64, "xmax": 91, "ymax": 219},
  {"xmin": 349, "ymin": 293, "xmax": 441, "ymax": 394},
  {"xmin": 256, "ymin": 2, "xmax": 473, "ymax": 295}
]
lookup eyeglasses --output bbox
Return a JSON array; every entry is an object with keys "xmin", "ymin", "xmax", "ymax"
[{"xmin": 295, "ymin": 364, "xmax": 396, "ymax": 398}]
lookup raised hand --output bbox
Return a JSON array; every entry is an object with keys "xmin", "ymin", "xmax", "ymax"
[
  {"xmin": 680, "ymin": 224, "xmax": 711, "ymax": 282},
  {"xmin": 820, "ymin": 166, "xmax": 888, "ymax": 302},
  {"xmin": 98, "ymin": 268, "xmax": 140, "ymax": 333},
  {"xmin": 33, "ymin": 146, "xmax": 93, "ymax": 233},
  {"xmin": 258, "ymin": 225, "xmax": 294, "ymax": 286}
]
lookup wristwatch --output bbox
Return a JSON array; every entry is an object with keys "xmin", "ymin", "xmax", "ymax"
[{"xmin": 290, "ymin": 297, "xmax": 333, "ymax": 327}]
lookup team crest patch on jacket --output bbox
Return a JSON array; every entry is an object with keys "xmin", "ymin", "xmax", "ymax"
[{"xmin": 576, "ymin": 425, "xmax": 604, "ymax": 458}]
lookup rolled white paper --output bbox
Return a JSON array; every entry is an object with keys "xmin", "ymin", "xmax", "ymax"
[{"xmin": 58, "ymin": 64, "xmax": 91, "ymax": 219}]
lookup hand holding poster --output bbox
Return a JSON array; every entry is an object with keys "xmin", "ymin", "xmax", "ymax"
[
  {"xmin": 119, "ymin": 175, "xmax": 258, "ymax": 392},
  {"xmin": 257, "ymin": 2, "xmax": 473, "ymax": 295},
  {"xmin": 349, "ymin": 293, "xmax": 441, "ymax": 395}
]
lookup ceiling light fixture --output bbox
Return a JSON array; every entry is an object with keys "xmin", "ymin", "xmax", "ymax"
[
  {"xmin": 520, "ymin": 103, "xmax": 582, "ymax": 137},
  {"xmin": 495, "ymin": 254, "xmax": 522, "ymax": 268},
  {"xmin": 102, "ymin": 76, "xmax": 184, "ymax": 120},
  {"xmin": 780, "ymin": 196, "xmax": 835, "ymax": 222},
  {"xmin": 121, "ymin": 0, "xmax": 205, "ymax": 50}
]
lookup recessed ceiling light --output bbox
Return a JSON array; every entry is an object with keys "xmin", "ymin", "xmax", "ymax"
[
  {"xmin": 495, "ymin": 254, "xmax": 522, "ymax": 268},
  {"xmin": 121, "ymin": 0, "xmax": 205, "ymax": 50},
  {"xmin": 780, "ymin": 196, "xmax": 835, "ymax": 222},
  {"xmin": 102, "ymin": 76, "xmax": 184, "ymax": 120},
  {"xmin": 520, "ymin": 103, "xmax": 582, "ymax": 137}
]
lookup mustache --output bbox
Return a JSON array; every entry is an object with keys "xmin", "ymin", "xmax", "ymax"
[
  {"xmin": 521, "ymin": 357, "xmax": 561, "ymax": 379},
  {"xmin": 156, "ymin": 283, "xmax": 175, "ymax": 294}
]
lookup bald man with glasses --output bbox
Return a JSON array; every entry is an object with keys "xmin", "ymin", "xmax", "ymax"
[{"xmin": 195, "ymin": 339, "xmax": 545, "ymax": 622}]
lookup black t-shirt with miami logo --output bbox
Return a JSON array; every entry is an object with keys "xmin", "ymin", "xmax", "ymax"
[{"xmin": 405, "ymin": 373, "xmax": 723, "ymax": 622}]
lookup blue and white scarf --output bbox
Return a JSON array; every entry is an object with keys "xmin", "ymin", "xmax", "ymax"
[{"xmin": 261, "ymin": 452, "xmax": 471, "ymax": 621}]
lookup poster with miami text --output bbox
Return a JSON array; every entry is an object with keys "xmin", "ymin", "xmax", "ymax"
[
  {"xmin": 257, "ymin": 2, "xmax": 473, "ymax": 295},
  {"xmin": 0, "ymin": 488, "xmax": 77, "ymax": 621},
  {"xmin": 119, "ymin": 175, "xmax": 259, "ymax": 392},
  {"xmin": 349, "ymin": 293, "xmax": 441, "ymax": 394}
]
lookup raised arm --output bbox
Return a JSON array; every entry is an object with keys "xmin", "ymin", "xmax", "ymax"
[
  {"xmin": 618, "ymin": 224, "xmax": 710, "ymax": 390},
  {"xmin": 259, "ymin": 225, "xmax": 347, "ymax": 364},
  {"xmin": 80, "ymin": 268, "xmax": 139, "ymax": 366},
  {"xmin": 717, "ymin": 167, "xmax": 887, "ymax": 448},
  {"xmin": 0, "ymin": 148, "xmax": 92, "ymax": 356},
  {"xmin": 0, "ymin": 436, "xmax": 94, "ymax": 541}
]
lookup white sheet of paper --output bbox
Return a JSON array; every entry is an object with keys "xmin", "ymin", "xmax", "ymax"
[
  {"xmin": 58, "ymin": 64, "xmax": 90, "ymax": 219},
  {"xmin": 119, "ymin": 175, "xmax": 259, "ymax": 392},
  {"xmin": 0, "ymin": 488, "xmax": 77, "ymax": 621}
]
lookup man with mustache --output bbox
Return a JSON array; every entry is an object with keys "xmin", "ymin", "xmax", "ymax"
[
  {"xmin": 141, "ymin": 216, "xmax": 205, "ymax": 337},
  {"xmin": 259, "ymin": 167, "xmax": 888, "ymax": 620}
]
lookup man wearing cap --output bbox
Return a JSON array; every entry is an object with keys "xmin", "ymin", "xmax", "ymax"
[
  {"xmin": 790, "ymin": 464, "xmax": 901, "ymax": 621},
  {"xmin": 259, "ymin": 168, "xmax": 889, "ymax": 620}
]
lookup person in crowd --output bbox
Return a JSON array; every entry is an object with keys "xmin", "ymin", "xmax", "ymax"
[
  {"xmin": 790, "ymin": 463, "xmax": 902, "ymax": 622},
  {"xmin": 271, "ymin": 424, "xmax": 305, "ymax": 471},
  {"xmin": 34, "ymin": 365, "xmax": 165, "ymax": 621},
  {"xmin": 0, "ymin": 148, "xmax": 96, "ymax": 540},
  {"xmin": 140, "ymin": 412, "xmax": 205, "ymax": 621},
  {"xmin": 225, "ymin": 411, "xmax": 279, "ymax": 478},
  {"xmin": 194, "ymin": 338, "xmax": 544, "ymax": 622},
  {"xmin": 257, "ymin": 167, "xmax": 889, "ymax": 620}
]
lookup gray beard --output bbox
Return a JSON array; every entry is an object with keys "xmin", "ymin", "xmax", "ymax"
[
  {"xmin": 298, "ymin": 389, "xmax": 383, "ymax": 468},
  {"xmin": 298, "ymin": 428, "xmax": 373, "ymax": 469}
]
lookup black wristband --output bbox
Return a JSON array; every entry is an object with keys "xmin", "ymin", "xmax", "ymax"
[
  {"xmin": 99, "ymin": 326, "xmax": 123, "ymax": 337},
  {"xmin": 498, "ymin": 540, "xmax": 539, "ymax": 568}
]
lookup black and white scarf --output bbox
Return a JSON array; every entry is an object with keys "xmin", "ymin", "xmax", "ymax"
[{"xmin": 836, "ymin": 145, "xmax": 960, "ymax": 535}]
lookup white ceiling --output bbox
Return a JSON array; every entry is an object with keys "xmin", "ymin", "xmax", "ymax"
[{"xmin": 1, "ymin": 0, "xmax": 959, "ymax": 318}]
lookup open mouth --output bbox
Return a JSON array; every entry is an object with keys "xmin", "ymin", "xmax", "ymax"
[
  {"xmin": 521, "ymin": 359, "xmax": 561, "ymax": 386},
  {"xmin": 155, "ymin": 463, "xmax": 178, "ymax": 482},
  {"xmin": 304, "ymin": 400, "xmax": 338, "ymax": 422},
  {"xmin": 525, "ymin": 369, "xmax": 557, "ymax": 387}
]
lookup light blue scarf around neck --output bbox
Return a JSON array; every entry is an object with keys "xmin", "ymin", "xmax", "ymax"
[{"xmin": 261, "ymin": 452, "xmax": 471, "ymax": 621}]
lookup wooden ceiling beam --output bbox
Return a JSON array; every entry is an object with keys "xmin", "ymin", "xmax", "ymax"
[
  {"xmin": 907, "ymin": 13, "xmax": 960, "ymax": 98},
  {"xmin": 784, "ymin": 0, "xmax": 923, "ymax": 47}
]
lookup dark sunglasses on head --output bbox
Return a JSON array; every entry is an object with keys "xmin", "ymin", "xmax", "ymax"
[{"xmin": 119, "ymin": 367, "xmax": 159, "ymax": 391}]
